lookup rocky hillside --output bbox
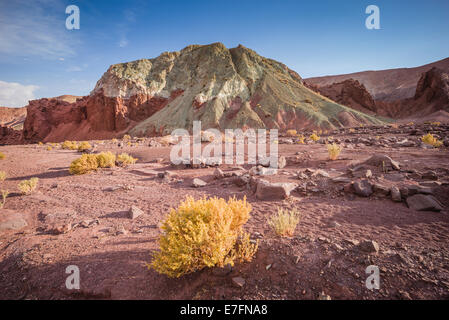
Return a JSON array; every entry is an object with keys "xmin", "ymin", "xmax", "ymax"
[
  {"xmin": 22, "ymin": 43, "xmax": 385, "ymax": 143},
  {"xmin": 0, "ymin": 106, "xmax": 27, "ymax": 129},
  {"xmin": 306, "ymin": 57, "xmax": 449, "ymax": 101}
]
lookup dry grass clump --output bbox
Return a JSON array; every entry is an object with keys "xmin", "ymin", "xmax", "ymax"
[
  {"xmin": 149, "ymin": 196, "xmax": 257, "ymax": 278},
  {"xmin": 297, "ymin": 135, "xmax": 305, "ymax": 144},
  {"xmin": 0, "ymin": 171, "xmax": 6, "ymax": 182},
  {"xmin": 309, "ymin": 133, "xmax": 320, "ymax": 142},
  {"xmin": 327, "ymin": 143, "xmax": 342, "ymax": 160},
  {"xmin": 0, "ymin": 152, "xmax": 5, "ymax": 160},
  {"xmin": 268, "ymin": 208, "xmax": 300, "ymax": 237},
  {"xmin": 77, "ymin": 141, "xmax": 92, "ymax": 152},
  {"xmin": 18, "ymin": 177, "xmax": 39, "ymax": 195},
  {"xmin": 286, "ymin": 129, "xmax": 297, "ymax": 137},
  {"xmin": 421, "ymin": 133, "xmax": 443, "ymax": 148},
  {"xmin": 116, "ymin": 153, "xmax": 137, "ymax": 166},
  {"xmin": 46, "ymin": 146, "xmax": 52, "ymax": 151},
  {"xmin": 0, "ymin": 190, "xmax": 9, "ymax": 208},
  {"xmin": 62, "ymin": 140, "xmax": 78, "ymax": 150},
  {"xmin": 122, "ymin": 134, "xmax": 131, "ymax": 141}
]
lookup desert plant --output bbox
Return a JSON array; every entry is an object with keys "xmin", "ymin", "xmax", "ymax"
[
  {"xmin": 47, "ymin": 146, "xmax": 52, "ymax": 151},
  {"xmin": 116, "ymin": 153, "xmax": 137, "ymax": 166},
  {"xmin": 297, "ymin": 135, "xmax": 305, "ymax": 144},
  {"xmin": 0, "ymin": 190, "xmax": 9, "ymax": 208},
  {"xmin": 149, "ymin": 196, "xmax": 255, "ymax": 278},
  {"xmin": 111, "ymin": 138, "xmax": 118, "ymax": 143},
  {"xmin": 69, "ymin": 154, "xmax": 99, "ymax": 175},
  {"xmin": 286, "ymin": 129, "xmax": 297, "ymax": 137},
  {"xmin": 122, "ymin": 134, "xmax": 131, "ymax": 141},
  {"xmin": 422, "ymin": 133, "xmax": 443, "ymax": 148},
  {"xmin": 327, "ymin": 143, "xmax": 342, "ymax": 160},
  {"xmin": 0, "ymin": 171, "xmax": 6, "ymax": 182},
  {"xmin": 96, "ymin": 152, "xmax": 116, "ymax": 168},
  {"xmin": 18, "ymin": 177, "xmax": 39, "ymax": 195},
  {"xmin": 0, "ymin": 152, "xmax": 5, "ymax": 160},
  {"xmin": 77, "ymin": 141, "xmax": 92, "ymax": 152},
  {"xmin": 38, "ymin": 142, "xmax": 43, "ymax": 146},
  {"xmin": 268, "ymin": 208, "xmax": 300, "ymax": 237},
  {"xmin": 62, "ymin": 140, "xmax": 78, "ymax": 150},
  {"xmin": 233, "ymin": 232, "xmax": 259, "ymax": 263},
  {"xmin": 309, "ymin": 133, "xmax": 320, "ymax": 142}
]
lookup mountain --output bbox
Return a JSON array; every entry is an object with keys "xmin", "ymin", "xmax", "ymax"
[
  {"xmin": 22, "ymin": 43, "xmax": 384, "ymax": 143},
  {"xmin": 305, "ymin": 57, "xmax": 449, "ymax": 102},
  {"xmin": 0, "ymin": 106, "xmax": 27, "ymax": 130}
]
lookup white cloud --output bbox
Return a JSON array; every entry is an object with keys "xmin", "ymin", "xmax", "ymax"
[
  {"xmin": 0, "ymin": 80, "xmax": 38, "ymax": 107},
  {"xmin": 119, "ymin": 38, "xmax": 129, "ymax": 48},
  {"xmin": 0, "ymin": 0, "xmax": 79, "ymax": 59}
]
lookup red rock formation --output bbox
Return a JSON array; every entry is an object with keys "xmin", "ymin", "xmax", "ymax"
[{"xmin": 0, "ymin": 126, "xmax": 22, "ymax": 145}]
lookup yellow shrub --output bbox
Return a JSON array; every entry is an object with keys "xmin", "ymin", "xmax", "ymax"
[
  {"xmin": 77, "ymin": 141, "xmax": 92, "ymax": 152},
  {"xmin": 96, "ymin": 152, "xmax": 116, "ymax": 168},
  {"xmin": 234, "ymin": 232, "xmax": 259, "ymax": 264},
  {"xmin": 62, "ymin": 140, "xmax": 78, "ymax": 150},
  {"xmin": 18, "ymin": 177, "xmax": 39, "ymax": 195},
  {"xmin": 431, "ymin": 122, "xmax": 441, "ymax": 126},
  {"xmin": 327, "ymin": 143, "xmax": 342, "ymax": 160},
  {"xmin": 38, "ymin": 142, "xmax": 43, "ymax": 146},
  {"xmin": 149, "ymin": 196, "xmax": 255, "ymax": 278},
  {"xmin": 348, "ymin": 128, "xmax": 355, "ymax": 133},
  {"xmin": 0, "ymin": 190, "xmax": 9, "ymax": 208},
  {"xmin": 122, "ymin": 134, "xmax": 131, "ymax": 141},
  {"xmin": 297, "ymin": 135, "xmax": 305, "ymax": 144},
  {"xmin": 422, "ymin": 133, "xmax": 443, "ymax": 148},
  {"xmin": 309, "ymin": 133, "xmax": 320, "ymax": 142},
  {"xmin": 111, "ymin": 138, "xmax": 118, "ymax": 143},
  {"xmin": 268, "ymin": 208, "xmax": 300, "ymax": 237},
  {"xmin": 286, "ymin": 129, "xmax": 297, "ymax": 137},
  {"xmin": 116, "ymin": 153, "xmax": 137, "ymax": 166},
  {"xmin": 0, "ymin": 152, "xmax": 5, "ymax": 160},
  {"xmin": 0, "ymin": 171, "xmax": 6, "ymax": 181},
  {"xmin": 46, "ymin": 146, "xmax": 52, "ymax": 151},
  {"xmin": 69, "ymin": 154, "xmax": 99, "ymax": 175}
]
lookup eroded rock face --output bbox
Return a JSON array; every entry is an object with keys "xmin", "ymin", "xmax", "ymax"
[{"xmin": 21, "ymin": 43, "xmax": 386, "ymax": 142}]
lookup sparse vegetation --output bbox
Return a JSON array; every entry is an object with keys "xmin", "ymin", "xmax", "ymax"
[
  {"xmin": 327, "ymin": 143, "xmax": 342, "ymax": 160},
  {"xmin": 122, "ymin": 134, "xmax": 131, "ymax": 141},
  {"xmin": 149, "ymin": 196, "xmax": 256, "ymax": 278},
  {"xmin": 268, "ymin": 208, "xmax": 300, "ymax": 237},
  {"xmin": 116, "ymin": 153, "xmax": 137, "ymax": 166},
  {"xmin": 0, "ymin": 152, "xmax": 5, "ymax": 160},
  {"xmin": 47, "ymin": 146, "xmax": 53, "ymax": 151},
  {"xmin": 0, "ymin": 190, "xmax": 9, "ymax": 209},
  {"xmin": 62, "ymin": 140, "xmax": 78, "ymax": 150},
  {"xmin": 286, "ymin": 129, "xmax": 297, "ymax": 137},
  {"xmin": 18, "ymin": 178, "xmax": 39, "ymax": 195},
  {"xmin": 0, "ymin": 171, "xmax": 6, "ymax": 182},
  {"xmin": 297, "ymin": 135, "xmax": 305, "ymax": 144},
  {"xmin": 69, "ymin": 154, "xmax": 99, "ymax": 175},
  {"xmin": 77, "ymin": 141, "xmax": 92, "ymax": 152},
  {"xmin": 96, "ymin": 152, "xmax": 116, "ymax": 168},
  {"xmin": 422, "ymin": 133, "xmax": 443, "ymax": 148}
]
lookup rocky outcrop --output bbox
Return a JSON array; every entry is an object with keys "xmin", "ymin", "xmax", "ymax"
[{"xmin": 0, "ymin": 106, "xmax": 27, "ymax": 129}]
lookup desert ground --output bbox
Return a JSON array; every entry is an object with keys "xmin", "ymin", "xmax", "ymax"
[{"xmin": 1, "ymin": 123, "xmax": 448, "ymax": 300}]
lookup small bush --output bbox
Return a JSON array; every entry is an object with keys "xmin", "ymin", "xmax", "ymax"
[
  {"xmin": 0, "ymin": 190, "xmax": 9, "ymax": 208},
  {"xmin": 96, "ymin": 152, "xmax": 116, "ymax": 168},
  {"xmin": 122, "ymin": 134, "xmax": 131, "ymax": 141},
  {"xmin": 77, "ymin": 141, "xmax": 92, "ymax": 152},
  {"xmin": 268, "ymin": 208, "xmax": 300, "ymax": 237},
  {"xmin": 69, "ymin": 154, "xmax": 99, "ymax": 175},
  {"xmin": 0, "ymin": 152, "xmax": 5, "ymax": 160},
  {"xmin": 18, "ymin": 177, "xmax": 39, "ymax": 195},
  {"xmin": 62, "ymin": 140, "xmax": 78, "ymax": 150},
  {"xmin": 111, "ymin": 138, "xmax": 118, "ymax": 143},
  {"xmin": 47, "ymin": 146, "xmax": 52, "ymax": 151},
  {"xmin": 149, "ymin": 196, "xmax": 255, "ymax": 278},
  {"xmin": 309, "ymin": 133, "xmax": 320, "ymax": 142},
  {"xmin": 422, "ymin": 133, "xmax": 443, "ymax": 148},
  {"xmin": 0, "ymin": 171, "xmax": 6, "ymax": 182},
  {"xmin": 297, "ymin": 135, "xmax": 305, "ymax": 144},
  {"xmin": 286, "ymin": 129, "xmax": 297, "ymax": 137},
  {"xmin": 38, "ymin": 142, "xmax": 43, "ymax": 146},
  {"xmin": 116, "ymin": 153, "xmax": 137, "ymax": 166},
  {"xmin": 327, "ymin": 143, "xmax": 342, "ymax": 161}
]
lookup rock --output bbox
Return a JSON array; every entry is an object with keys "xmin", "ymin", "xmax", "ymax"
[
  {"xmin": 0, "ymin": 216, "xmax": 28, "ymax": 232},
  {"xmin": 116, "ymin": 226, "xmax": 128, "ymax": 235},
  {"xmin": 51, "ymin": 223, "xmax": 72, "ymax": 235},
  {"xmin": 318, "ymin": 292, "xmax": 331, "ymax": 300},
  {"xmin": 192, "ymin": 178, "xmax": 207, "ymax": 188},
  {"xmin": 391, "ymin": 187, "xmax": 402, "ymax": 202},
  {"xmin": 232, "ymin": 174, "xmax": 250, "ymax": 187},
  {"xmin": 421, "ymin": 170, "xmax": 438, "ymax": 181},
  {"xmin": 312, "ymin": 169, "xmax": 330, "ymax": 178},
  {"xmin": 353, "ymin": 179, "xmax": 373, "ymax": 197},
  {"xmin": 129, "ymin": 206, "xmax": 144, "ymax": 219},
  {"xmin": 232, "ymin": 276, "xmax": 245, "ymax": 288},
  {"xmin": 249, "ymin": 165, "xmax": 277, "ymax": 176},
  {"xmin": 362, "ymin": 154, "xmax": 400, "ymax": 171},
  {"xmin": 157, "ymin": 171, "xmax": 174, "ymax": 179},
  {"xmin": 406, "ymin": 194, "xmax": 442, "ymax": 212},
  {"xmin": 331, "ymin": 176, "xmax": 351, "ymax": 184},
  {"xmin": 372, "ymin": 183, "xmax": 390, "ymax": 196},
  {"xmin": 277, "ymin": 156, "xmax": 287, "ymax": 169},
  {"xmin": 255, "ymin": 180, "xmax": 297, "ymax": 200},
  {"xmin": 358, "ymin": 240, "xmax": 379, "ymax": 253}
]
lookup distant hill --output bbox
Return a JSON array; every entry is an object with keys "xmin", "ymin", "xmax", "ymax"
[{"xmin": 306, "ymin": 57, "xmax": 449, "ymax": 101}]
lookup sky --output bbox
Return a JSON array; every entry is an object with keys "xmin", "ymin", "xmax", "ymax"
[{"xmin": 0, "ymin": 0, "xmax": 448, "ymax": 107}]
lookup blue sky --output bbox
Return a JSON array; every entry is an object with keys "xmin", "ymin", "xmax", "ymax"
[{"xmin": 0, "ymin": 0, "xmax": 448, "ymax": 107}]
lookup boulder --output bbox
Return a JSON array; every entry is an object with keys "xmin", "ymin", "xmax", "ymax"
[
  {"xmin": 129, "ymin": 206, "xmax": 144, "ymax": 219},
  {"xmin": 406, "ymin": 194, "xmax": 442, "ymax": 212},
  {"xmin": 255, "ymin": 180, "xmax": 297, "ymax": 200},
  {"xmin": 353, "ymin": 179, "xmax": 373, "ymax": 197},
  {"xmin": 362, "ymin": 154, "xmax": 400, "ymax": 171}
]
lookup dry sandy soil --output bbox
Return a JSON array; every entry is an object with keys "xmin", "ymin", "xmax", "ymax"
[{"xmin": 0, "ymin": 124, "xmax": 449, "ymax": 300}]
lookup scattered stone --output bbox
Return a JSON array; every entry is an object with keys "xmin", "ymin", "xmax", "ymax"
[
  {"xmin": 277, "ymin": 156, "xmax": 287, "ymax": 169},
  {"xmin": 116, "ymin": 226, "xmax": 128, "ymax": 235},
  {"xmin": 255, "ymin": 180, "xmax": 297, "ymax": 200},
  {"xmin": 391, "ymin": 186, "xmax": 402, "ymax": 202},
  {"xmin": 214, "ymin": 168, "xmax": 224, "ymax": 179},
  {"xmin": 421, "ymin": 170, "xmax": 438, "ymax": 181},
  {"xmin": 331, "ymin": 176, "xmax": 351, "ymax": 184},
  {"xmin": 318, "ymin": 292, "xmax": 331, "ymax": 300},
  {"xmin": 0, "ymin": 216, "xmax": 28, "ymax": 232},
  {"xmin": 312, "ymin": 169, "xmax": 330, "ymax": 178},
  {"xmin": 232, "ymin": 277, "xmax": 245, "ymax": 288},
  {"xmin": 353, "ymin": 179, "xmax": 373, "ymax": 197},
  {"xmin": 358, "ymin": 240, "xmax": 380, "ymax": 253},
  {"xmin": 406, "ymin": 194, "xmax": 442, "ymax": 212},
  {"xmin": 129, "ymin": 206, "xmax": 144, "ymax": 219},
  {"xmin": 362, "ymin": 154, "xmax": 400, "ymax": 171},
  {"xmin": 372, "ymin": 183, "xmax": 390, "ymax": 196},
  {"xmin": 192, "ymin": 178, "xmax": 207, "ymax": 188}
]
